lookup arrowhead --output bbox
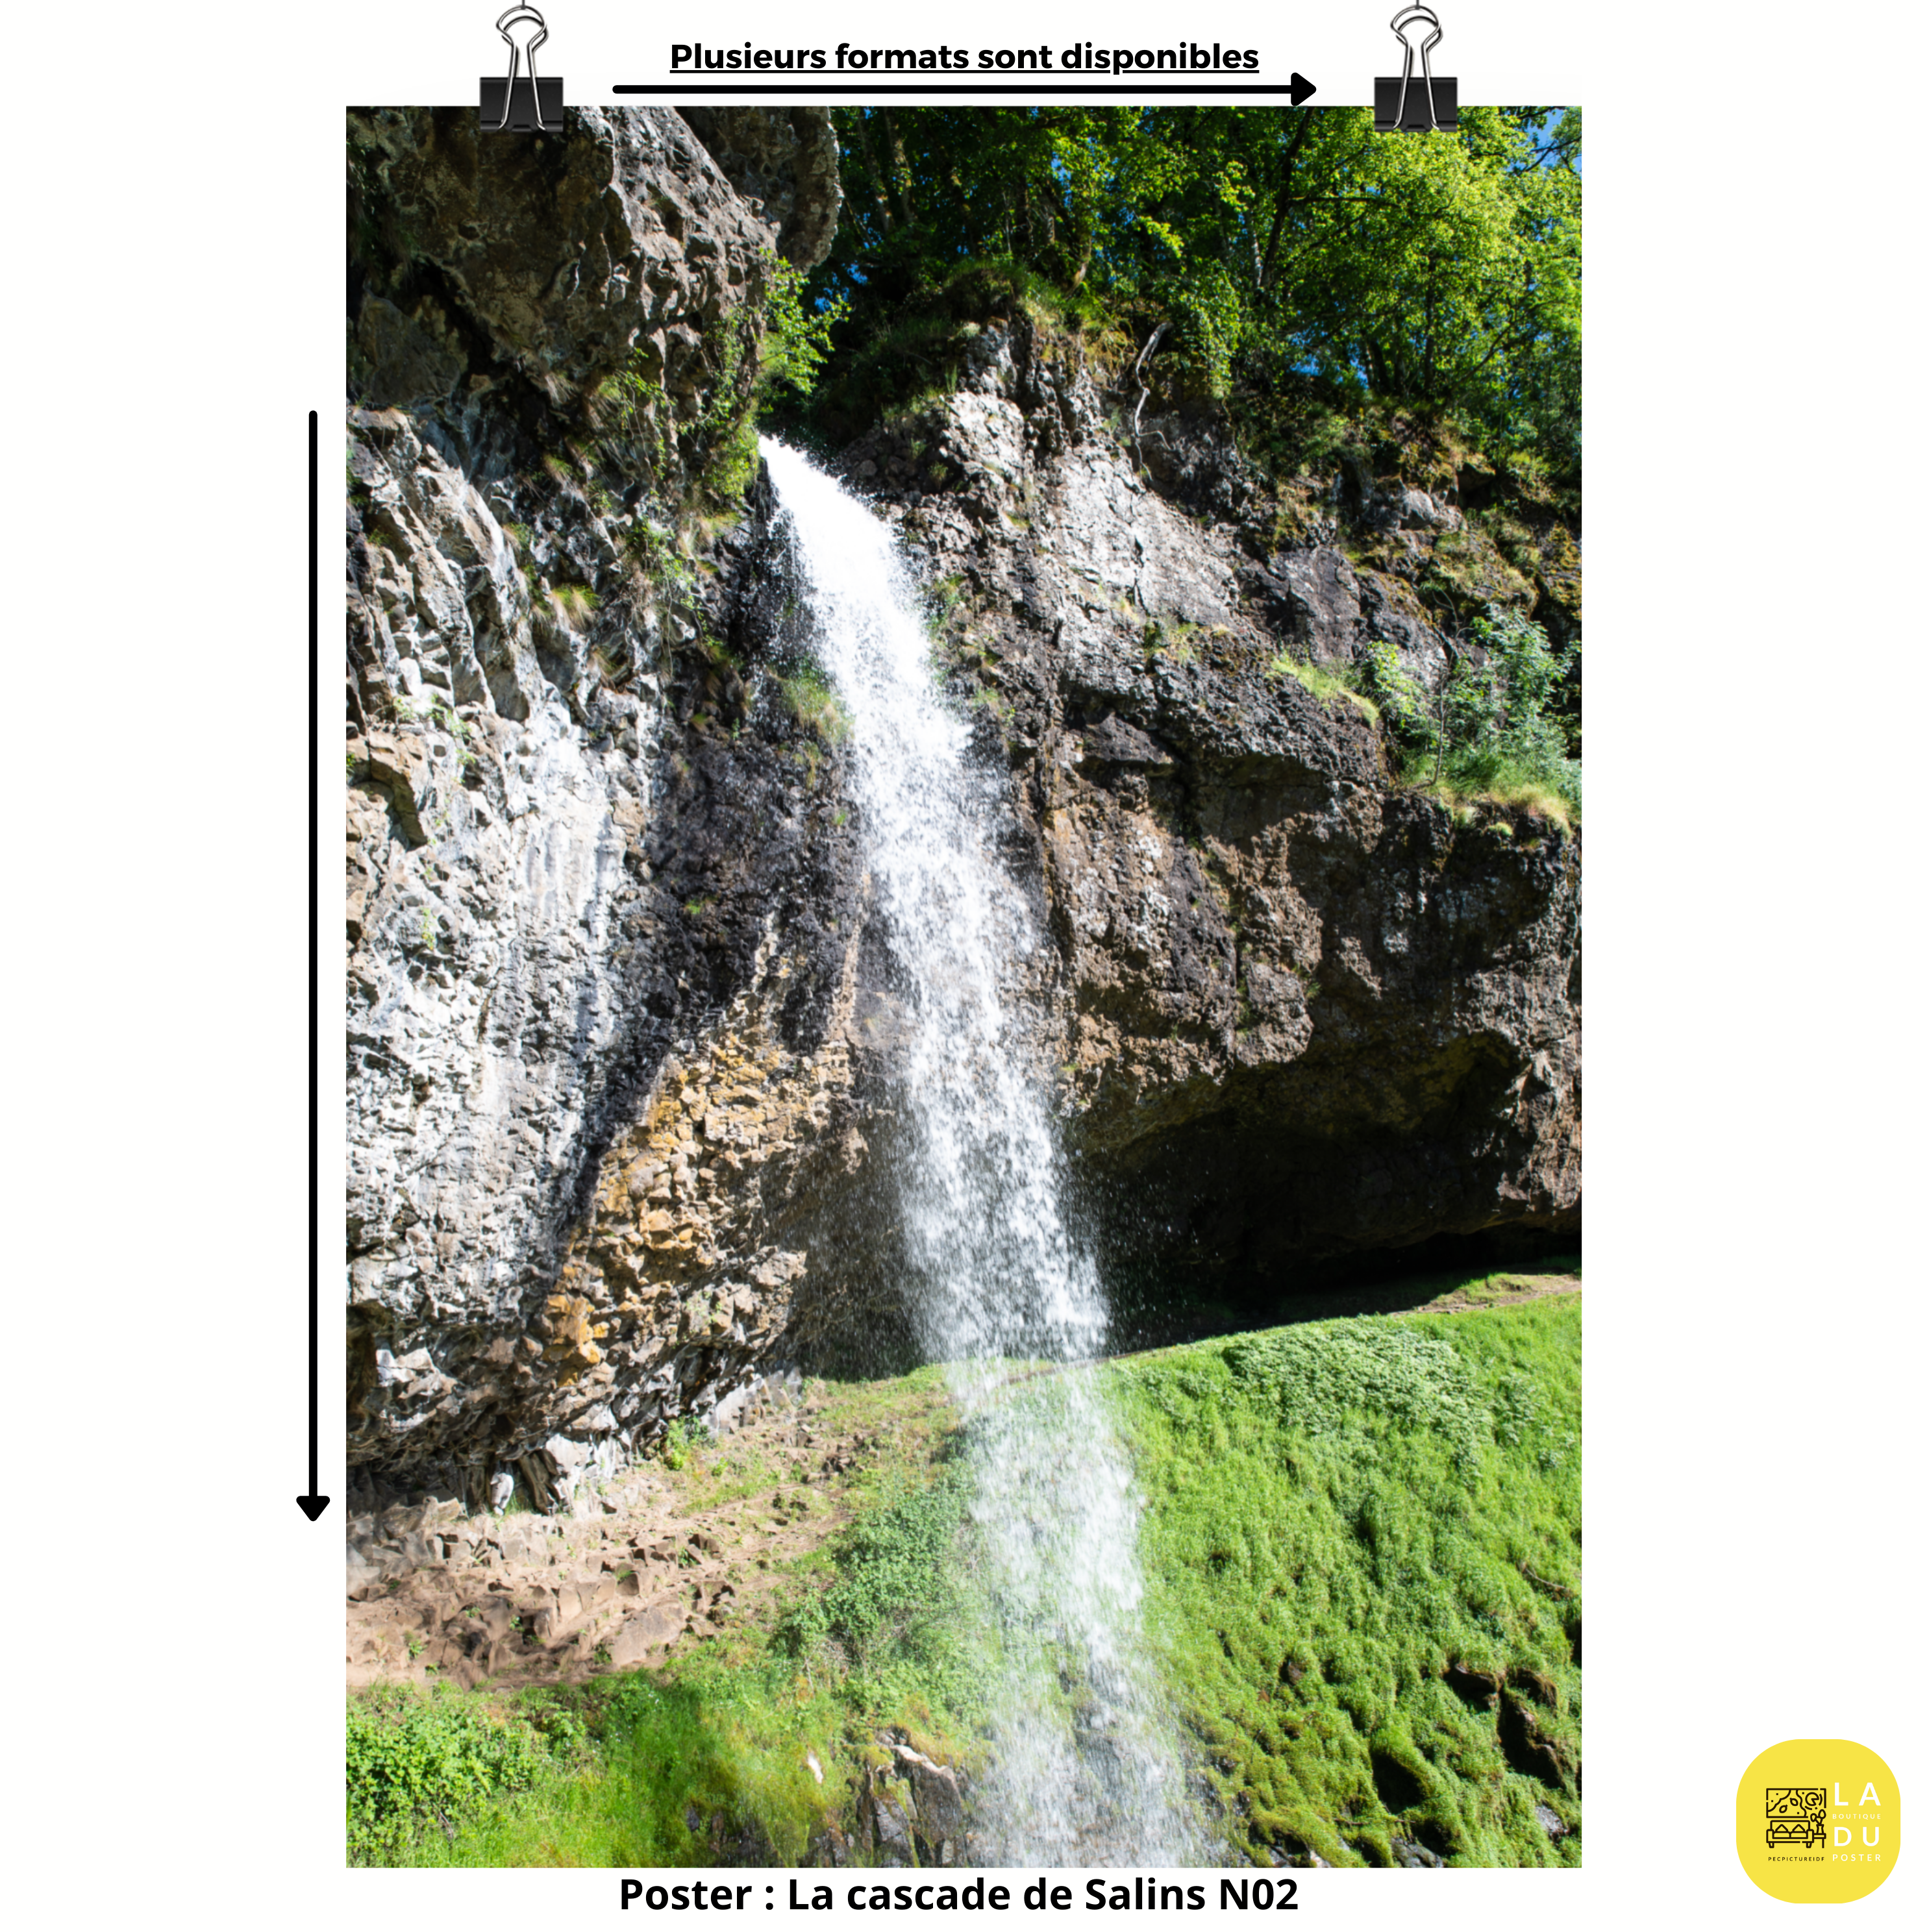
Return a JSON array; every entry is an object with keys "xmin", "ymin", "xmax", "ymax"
[
  {"xmin": 296, "ymin": 1494, "xmax": 331, "ymax": 1522},
  {"xmin": 1288, "ymin": 72, "xmax": 1317, "ymax": 107}
]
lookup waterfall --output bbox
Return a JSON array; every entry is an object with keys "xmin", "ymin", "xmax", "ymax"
[{"xmin": 762, "ymin": 440, "xmax": 1197, "ymax": 1865}]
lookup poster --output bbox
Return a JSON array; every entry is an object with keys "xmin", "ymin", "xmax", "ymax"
[{"xmin": 9, "ymin": 3, "xmax": 1917, "ymax": 1926}]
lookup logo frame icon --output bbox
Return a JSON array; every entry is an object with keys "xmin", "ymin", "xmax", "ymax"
[{"xmin": 1736, "ymin": 1740, "xmax": 1900, "ymax": 1904}]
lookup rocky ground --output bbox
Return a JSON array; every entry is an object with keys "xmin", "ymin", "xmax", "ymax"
[
  {"xmin": 348, "ymin": 1368, "xmax": 899, "ymax": 1692},
  {"xmin": 346, "ymin": 1273, "xmax": 1580, "ymax": 1696},
  {"xmin": 346, "ymin": 1357, "xmax": 980, "ymax": 1866}
]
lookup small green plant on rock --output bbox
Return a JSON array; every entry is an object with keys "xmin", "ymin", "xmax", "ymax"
[
  {"xmin": 551, "ymin": 584, "xmax": 600, "ymax": 628},
  {"xmin": 660, "ymin": 1416, "xmax": 713, "ymax": 1472},
  {"xmin": 623, "ymin": 519, "xmax": 691, "ymax": 594},
  {"xmin": 1269, "ymin": 652, "xmax": 1380, "ymax": 721},
  {"xmin": 778, "ymin": 667, "xmax": 851, "ymax": 743}
]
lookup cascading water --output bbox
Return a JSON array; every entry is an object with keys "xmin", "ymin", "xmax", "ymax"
[{"xmin": 762, "ymin": 440, "xmax": 1197, "ymax": 1864}]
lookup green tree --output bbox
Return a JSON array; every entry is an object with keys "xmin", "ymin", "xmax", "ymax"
[{"xmin": 810, "ymin": 107, "xmax": 1580, "ymax": 472}]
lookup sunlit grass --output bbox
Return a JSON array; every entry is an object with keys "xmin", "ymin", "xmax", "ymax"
[
  {"xmin": 352, "ymin": 1295, "xmax": 1579, "ymax": 1868},
  {"xmin": 1117, "ymin": 1294, "xmax": 1580, "ymax": 1866}
]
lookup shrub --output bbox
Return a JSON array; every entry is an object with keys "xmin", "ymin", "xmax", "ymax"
[
  {"xmin": 1367, "ymin": 608, "xmax": 1580, "ymax": 824},
  {"xmin": 780, "ymin": 1466, "xmax": 971, "ymax": 1661},
  {"xmin": 347, "ymin": 1686, "xmax": 554, "ymax": 1863},
  {"xmin": 760, "ymin": 254, "xmax": 847, "ymax": 408},
  {"xmin": 777, "ymin": 1463, "xmax": 986, "ymax": 1724}
]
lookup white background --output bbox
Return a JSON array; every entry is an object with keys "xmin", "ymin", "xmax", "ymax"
[{"xmin": 3, "ymin": 2, "xmax": 1921, "ymax": 1926}]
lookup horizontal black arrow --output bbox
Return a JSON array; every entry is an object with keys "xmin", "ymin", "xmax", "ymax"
[
  {"xmin": 618, "ymin": 75, "xmax": 1317, "ymax": 105},
  {"xmin": 299, "ymin": 408, "xmax": 329, "ymax": 1526}
]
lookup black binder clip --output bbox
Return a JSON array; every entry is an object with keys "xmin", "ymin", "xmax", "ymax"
[
  {"xmin": 480, "ymin": 5, "xmax": 564, "ymax": 133},
  {"xmin": 1375, "ymin": 5, "xmax": 1458, "ymax": 132}
]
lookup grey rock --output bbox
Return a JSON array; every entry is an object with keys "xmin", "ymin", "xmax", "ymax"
[
  {"xmin": 356, "ymin": 296, "xmax": 466, "ymax": 409},
  {"xmin": 678, "ymin": 107, "xmax": 843, "ymax": 269},
  {"xmin": 1240, "ymin": 549, "xmax": 1362, "ymax": 666},
  {"xmin": 345, "ymin": 1544, "xmax": 381, "ymax": 1599},
  {"xmin": 894, "ymin": 1747, "xmax": 967, "ymax": 1842},
  {"xmin": 871, "ymin": 1791, "xmax": 915, "ymax": 1864}
]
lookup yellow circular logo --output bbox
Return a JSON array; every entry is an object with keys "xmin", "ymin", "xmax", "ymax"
[{"xmin": 1736, "ymin": 1739, "xmax": 1900, "ymax": 1903}]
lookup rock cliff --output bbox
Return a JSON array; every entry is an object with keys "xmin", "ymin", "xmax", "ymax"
[
  {"xmin": 345, "ymin": 108, "xmax": 1578, "ymax": 1508},
  {"xmin": 828, "ymin": 319, "xmax": 1580, "ymax": 1307}
]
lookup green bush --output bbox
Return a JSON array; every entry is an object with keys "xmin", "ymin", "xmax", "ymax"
[
  {"xmin": 347, "ymin": 1685, "xmax": 556, "ymax": 1863},
  {"xmin": 1162, "ymin": 258, "xmax": 1245, "ymax": 401},
  {"xmin": 777, "ymin": 1464, "xmax": 989, "ymax": 1725},
  {"xmin": 782, "ymin": 1466, "xmax": 970, "ymax": 1658},
  {"xmin": 1367, "ymin": 607, "xmax": 1580, "ymax": 824},
  {"xmin": 760, "ymin": 254, "xmax": 847, "ymax": 408}
]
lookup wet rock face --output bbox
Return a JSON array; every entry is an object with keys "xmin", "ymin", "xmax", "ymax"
[{"xmin": 830, "ymin": 316, "xmax": 1580, "ymax": 1294}]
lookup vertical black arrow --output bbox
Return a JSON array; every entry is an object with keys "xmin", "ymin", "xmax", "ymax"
[{"xmin": 299, "ymin": 410, "xmax": 330, "ymax": 1524}]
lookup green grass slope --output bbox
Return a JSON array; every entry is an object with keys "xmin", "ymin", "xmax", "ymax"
[
  {"xmin": 348, "ymin": 1282, "xmax": 1580, "ymax": 1867},
  {"xmin": 1119, "ymin": 1293, "xmax": 1582, "ymax": 1866}
]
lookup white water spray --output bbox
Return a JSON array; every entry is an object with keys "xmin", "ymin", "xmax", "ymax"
[{"xmin": 762, "ymin": 440, "xmax": 1197, "ymax": 1864}]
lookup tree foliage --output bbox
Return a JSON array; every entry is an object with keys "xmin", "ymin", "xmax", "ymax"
[{"xmin": 810, "ymin": 107, "xmax": 1580, "ymax": 473}]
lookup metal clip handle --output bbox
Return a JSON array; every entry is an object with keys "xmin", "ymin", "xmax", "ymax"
[
  {"xmin": 1389, "ymin": 5, "xmax": 1443, "ymax": 132},
  {"xmin": 493, "ymin": 6, "xmax": 550, "ymax": 132}
]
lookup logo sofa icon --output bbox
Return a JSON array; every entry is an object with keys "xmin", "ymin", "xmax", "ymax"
[
  {"xmin": 1765, "ymin": 1787, "xmax": 1826, "ymax": 1850},
  {"xmin": 1737, "ymin": 1741, "xmax": 1900, "ymax": 1903}
]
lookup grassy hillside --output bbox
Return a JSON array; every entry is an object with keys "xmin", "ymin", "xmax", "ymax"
[
  {"xmin": 1121, "ymin": 1290, "xmax": 1581, "ymax": 1865},
  {"xmin": 347, "ymin": 1272, "xmax": 1580, "ymax": 1866}
]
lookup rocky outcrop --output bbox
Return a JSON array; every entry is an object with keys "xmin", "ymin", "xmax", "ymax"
[
  {"xmin": 829, "ymin": 316, "xmax": 1579, "ymax": 1297},
  {"xmin": 346, "ymin": 108, "xmax": 877, "ymax": 1500},
  {"xmin": 344, "ymin": 116, "xmax": 1578, "ymax": 1505},
  {"xmin": 349, "ymin": 107, "xmax": 775, "ymax": 419},
  {"xmin": 677, "ymin": 107, "xmax": 843, "ymax": 268}
]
